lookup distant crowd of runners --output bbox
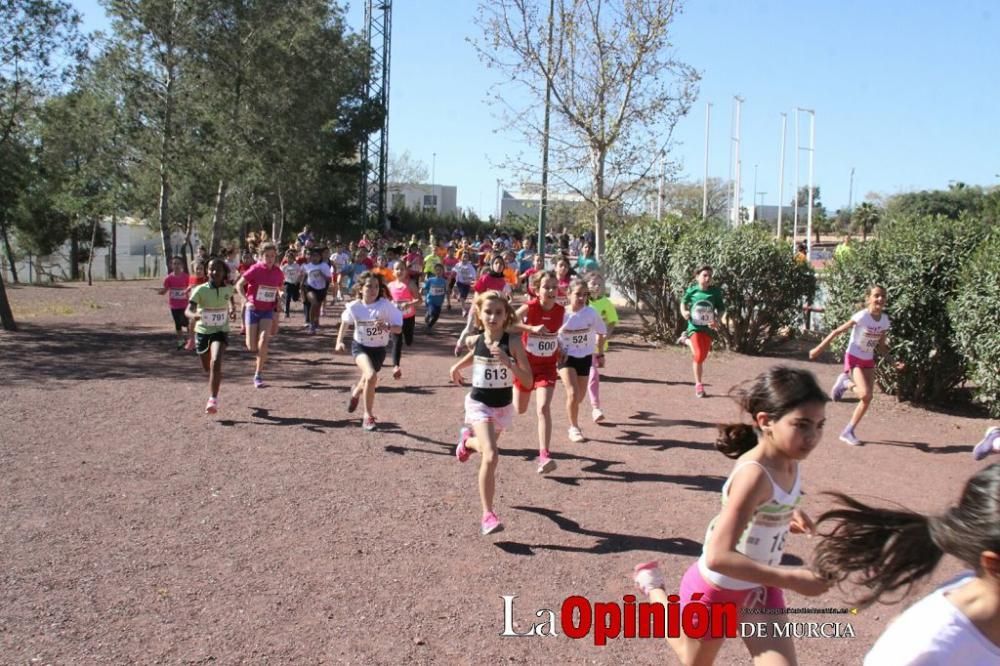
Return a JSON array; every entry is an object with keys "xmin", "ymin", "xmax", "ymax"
[{"xmin": 159, "ymin": 225, "xmax": 1000, "ymax": 666}]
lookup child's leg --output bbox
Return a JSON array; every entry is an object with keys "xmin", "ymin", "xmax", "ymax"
[
  {"xmin": 255, "ymin": 320, "xmax": 272, "ymax": 376},
  {"xmin": 354, "ymin": 354, "xmax": 378, "ymax": 417},
  {"xmin": 645, "ymin": 588, "xmax": 726, "ymax": 665},
  {"xmin": 402, "ymin": 317, "xmax": 415, "ymax": 346},
  {"xmin": 587, "ymin": 362, "xmax": 601, "ymax": 408},
  {"xmin": 535, "ymin": 384, "xmax": 555, "ymax": 455},
  {"xmin": 847, "ymin": 366, "xmax": 874, "ymax": 430},
  {"xmin": 741, "ymin": 617, "xmax": 796, "ymax": 666},
  {"xmin": 559, "ymin": 366, "xmax": 581, "ymax": 429},
  {"xmin": 391, "ymin": 331, "xmax": 404, "ymax": 368},
  {"xmin": 245, "ymin": 317, "xmax": 259, "ymax": 352},
  {"xmin": 465, "ymin": 420, "xmax": 499, "ymax": 516},
  {"xmin": 209, "ymin": 340, "xmax": 224, "ymax": 397}
]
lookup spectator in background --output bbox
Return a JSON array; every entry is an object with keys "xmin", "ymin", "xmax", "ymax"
[
  {"xmin": 297, "ymin": 225, "xmax": 314, "ymax": 246},
  {"xmin": 834, "ymin": 233, "xmax": 855, "ymax": 263}
]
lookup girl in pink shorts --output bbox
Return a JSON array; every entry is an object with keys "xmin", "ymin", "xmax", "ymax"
[
  {"xmin": 449, "ymin": 290, "xmax": 533, "ymax": 536},
  {"xmin": 633, "ymin": 366, "xmax": 833, "ymax": 664}
]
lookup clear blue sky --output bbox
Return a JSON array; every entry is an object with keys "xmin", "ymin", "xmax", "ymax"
[{"xmin": 74, "ymin": 0, "xmax": 1000, "ymax": 217}]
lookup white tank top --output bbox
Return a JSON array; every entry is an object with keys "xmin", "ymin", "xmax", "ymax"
[{"xmin": 697, "ymin": 460, "xmax": 801, "ymax": 590}]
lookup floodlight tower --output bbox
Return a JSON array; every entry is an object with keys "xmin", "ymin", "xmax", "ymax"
[{"xmin": 361, "ymin": 1, "xmax": 392, "ymax": 228}]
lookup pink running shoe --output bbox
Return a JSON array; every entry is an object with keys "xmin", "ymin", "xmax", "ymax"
[
  {"xmin": 695, "ymin": 383, "xmax": 706, "ymax": 398},
  {"xmin": 363, "ymin": 415, "xmax": 377, "ymax": 431},
  {"xmin": 480, "ymin": 512, "xmax": 503, "ymax": 536},
  {"xmin": 456, "ymin": 427, "xmax": 472, "ymax": 463},
  {"xmin": 537, "ymin": 452, "xmax": 556, "ymax": 474},
  {"xmin": 633, "ymin": 561, "xmax": 666, "ymax": 596},
  {"xmin": 205, "ymin": 397, "xmax": 218, "ymax": 414},
  {"xmin": 184, "ymin": 338, "xmax": 196, "ymax": 352}
]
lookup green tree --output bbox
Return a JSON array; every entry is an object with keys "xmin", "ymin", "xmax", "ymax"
[{"xmin": 851, "ymin": 201, "xmax": 881, "ymax": 241}]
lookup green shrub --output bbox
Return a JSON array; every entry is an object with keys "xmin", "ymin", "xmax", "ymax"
[
  {"xmin": 669, "ymin": 224, "xmax": 817, "ymax": 354},
  {"xmin": 951, "ymin": 231, "xmax": 1000, "ymax": 416},
  {"xmin": 822, "ymin": 214, "xmax": 989, "ymax": 403},
  {"xmin": 603, "ymin": 215, "xmax": 697, "ymax": 343}
]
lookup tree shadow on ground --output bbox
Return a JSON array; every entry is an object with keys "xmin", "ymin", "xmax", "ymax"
[
  {"xmin": 600, "ymin": 375, "xmax": 687, "ymax": 386},
  {"xmin": 232, "ymin": 407, "xmax": 354, "ymax": 433},
  {"xmin": 493, "ymin": 506, "xmax": 703, "ymax": 557},
  {"xmin": 599, "ymin": 428, "xmax": 715, "ymax": 453},
  {"xmin": 544, "ymin": 453, "xmax": 725, "ymax": 492},
  {"xmin": 628, "ymin": 412, "xmax": 716, "ymax": 430}
]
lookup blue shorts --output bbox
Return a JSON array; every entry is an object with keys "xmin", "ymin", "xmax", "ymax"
[{"xmin": 245, "ymin": 308, "xmax": 274, "ymax": 326}]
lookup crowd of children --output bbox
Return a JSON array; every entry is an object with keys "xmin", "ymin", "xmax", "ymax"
[{"xmin": 156, "ymin": 226, "xmax": 999, "ymax": 665}]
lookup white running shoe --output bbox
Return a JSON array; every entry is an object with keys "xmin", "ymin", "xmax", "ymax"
[
  {"xmin": 592, "ymin": 408, "xmax": 605, "ymax": 423},
  {"xmin": 972, "ymin": 426, "xmax": 1000, "ymax": 461},
  {"xmin": 633, "ymin": 562, "xmax": 666, "ymax": 596},
  {"xmin": 831, "ymin": 373, "xmax": 851, "ymax": 402},
  {"xmin": 568, "ymin": 427, "xmax": 585, "ymax": 443}
]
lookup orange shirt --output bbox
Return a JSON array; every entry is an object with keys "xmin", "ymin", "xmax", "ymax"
[
  {"xmin": 503, "ymin": 267, "xmax": 519, "ymax": 287},
  {"xmin": 373, "ymin": 267, "xmax": 395, "ymax": 283}
]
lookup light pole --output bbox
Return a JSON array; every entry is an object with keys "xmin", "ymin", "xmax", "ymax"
[
  {"xmin": 752, "ymin": 163, "xmax": 758, "ymax": 221},
  {"xmin": 777, "ymin": 112, "xmax": 786, "ymax": 239},
  {"xmin": 431, "ymin": 152, "xmax": 436, "ymax": 213},
  {"xmin": 800, "ymin": 108, "xmax": 816, "ymax": 259},
  {"xmin": 703, "ymin": 102, "xmax": 712, "ymax": 222},
  {"xmin": 657, "ymin": 151, "xmax": 665, "ymax": 221}
]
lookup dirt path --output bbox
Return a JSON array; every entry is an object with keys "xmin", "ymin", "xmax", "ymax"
[{"xmin": 1, "ymin": 281, "xmax": 989, "ymax": 664}]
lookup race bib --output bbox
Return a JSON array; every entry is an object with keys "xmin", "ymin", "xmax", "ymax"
[
  {"xmin": 860, "ymin": 328, "xmax": 882, "ymax": 353},
  {"xmin": 429, "ymin": 286, "xmax": 446, "ymax": 297},
  {"xmin": 525, "ymin": 333, "xmax": 559, "ymax": 357},
  {"xmin": 356, "ymin": 319, "xmax": 388, "ymax": 346},
  {"xmin": 472, "ymin": 358, "xmax": 513, "ymax": 389},
  {"xmin": 256, "ymin": 286, "xmax": 278, "ymax": 303},
  {"xmin": 169, "ymin": 288, "xmax": 187, "ymax": 300},
  {"xmin": 201, "ymin": 308, "xmax": 228, "ymax": 328},
  {"xmin": 691, "ymin": 300, "xmax": 716, "ymax": 326},
  {"xmin": 562, "ymin": 328, "xmax": 591, "ymax": 355}
]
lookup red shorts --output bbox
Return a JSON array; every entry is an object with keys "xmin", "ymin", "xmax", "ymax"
[
  {"xmin": 844, "ymin": 353, "xmax": 875, "ymax": 373},
  {"xmin": 514, "ymin": 363, "xmax": 558, "ymax": 391},
  {"xmin": 689, "ymin": 331, "xmax": 712, "ymax": 363}
]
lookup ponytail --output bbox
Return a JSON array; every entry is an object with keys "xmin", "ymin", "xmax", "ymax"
[
  {"xmin": 813, "ymin": 493, "xmax": 943, "ymax": 608},
  {"xmin": 716, "ymin": 424, "xmax": 758, "ymax": 459}
]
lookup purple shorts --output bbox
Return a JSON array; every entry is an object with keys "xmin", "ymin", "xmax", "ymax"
[
  {"xmin": 843, "ymin": 353, "xmax": 875, "ymax": 373},
  {"xmin": 679, "ymin": 562, "xmax": 785, "ymax": 639},
  {"xmin": 245, "ymin": 308, "xmax": 274, "ymax": 326}
]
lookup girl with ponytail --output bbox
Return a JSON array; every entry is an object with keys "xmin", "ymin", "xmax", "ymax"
[
  {"xmin": 633, "ymin": 366, "xmax": 832, "ymax": 664},
  {"xmin": 815, "ymin": 464, "xmax": 1000, "ymax": 665}
]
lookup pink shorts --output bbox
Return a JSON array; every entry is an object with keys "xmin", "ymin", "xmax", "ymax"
[
  {"xmin": 843, "ymin": 353, "xmax": 875, "ymax": 373},
  {"xmin": 464, "ymin": 394, "xmax": 514, "ymax": 432},
  {"xmin": 679, "ymin": 562, "xmax": 785, "ymax": 638}
]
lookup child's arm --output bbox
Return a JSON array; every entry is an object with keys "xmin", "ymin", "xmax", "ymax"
[
  {"xmin": 449, "ymin": 349, "xmax": 475, "ymax": 384},
  {"xmin": 334, "ymin": 319, "xmax": 350, "ymax": 352},
  {"xmin": 808, "ymin": 319, "xmax": 855, "ymax": 360},
  {"xmin": 704, "ymin": 466, "xmax": 832, "ymax": 596},
  {"xmin": 184, "ymin": 299, "xmax": 199, "ymax": 323}
]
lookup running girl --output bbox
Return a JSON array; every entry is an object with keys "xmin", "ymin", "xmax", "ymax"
[
  {"xmin": 442, "ymin": 246, "xmax": 459, "ymax": 310},
  {"xmin": 455, "ymin": 255, "xmax": 511, "ymax": 355},
  {"xmin": 235, "ymin": 242, "xmax": 284, "ymax": 388},
  {"xmin": 185, "ymin": 259, "xmax": 234, "ymax": 414},
  {"xmin": 387, "ymin": 260, "xmax": 417, "ymax": 380},
  {"xmin": 813, "ymin": 463, "xmax": 1000, "ymax": 664},
  {"xmin": 159, "ymin": 256, "xmax": 190, "ymax": 349},
  {"xmin": 450, "ymin": 290, "xmax": 533, "ymax": 535},
  {"xmin": 633, "ymin": 366, "xmax": 833, "ymax": 665},
  {"xmin": 553, "ymin": 254, "xmax": 574, "ymax": 306},
  {"xmin": 280, "ymin": 249, "xmax": 303, "ymax": 319},
  {"xmin": 335, "ymin": 272, "xmax": 403, "ymax": 431},
  {"xmin": 454, "ymin": 252, "xmax": 478, "ymax": 318},
  {"xmin": 185, "ymin": 260, "xmax": 210, "ymax": 351},
  {"xmin": 299, "ymin": 247, "xmax": 332, "ymax": 334},
  {"xmin": 808, "ymin": 284, "xmax": 891, "ymax": 446},
  {"xmin": 513, "ymin": 271, "xmax": 564, "ymax": 473},
  {"xmin": 558, "ymin": 279, "xmax": 606, "ymax": 443},
  {"xmin": 680, "ymin": 265, "xmax": 726, "ymax": 398},
  {"xmin": 586, "ymin": 272, "xmax": 619, "ymax": 423}
]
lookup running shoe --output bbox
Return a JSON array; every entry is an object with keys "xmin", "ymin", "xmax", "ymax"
[
  {"xmin": 393, "ymin": 366, "xmax": 402, "ymax": 380},
  {"xmin": 831, "ymin": 373, "xmax": 850, "ymax": 402},
  {"xmin": 537, "ymin": 452, "xmax": 556, "ymax": 474},
  {"xmin": 695, "ymin": 383, "xmax": 706, "ymax": 398},
  {"xmin": 176, "ymin": 339, "xmax": 186, "ymax": 350},
  {"xmin": 205, "ymin": 397, "xmax": 218, "ymax": 414},
  {"xmin": 633, "ymin": 561, "xmax": 666, "ymax": 596},
  {"xmin": 480, "ymin": 512, "xmax": 503, "ymax": 536},
  {"xmin": 362, "ymin": 415, "xmax": 377, "ymax": 431},
  {"xmin": 347, "ymin": 392, "xmax": 360, "ymax": 414},
  {"xmin": 972, "ymin": 426, "xmax": 1000, "ymax": 461},
  {"xmin": 456, "ymin": 427, "xmax": 472, "ymax": 463},
  {"xmin": 184, "ymin": 338, "xmax": 195, "ymax": 352},
  {"xmin": 839, "ymin": 427, "xmax": 862, "ymax": 446},
  {"xmin": 568, "ymin": 426, "xmax": 585, "ymax": 443},
  {"xmin": 309, "ymin": 323, "xmax": 317, "ymax": 335},
  {"xmin": 592, "ymin": 408, "xmax": 606, "ymax": 423},
  {"xmin": 253, "ymin": 374, "xmax": 265, "ymax": 389}
]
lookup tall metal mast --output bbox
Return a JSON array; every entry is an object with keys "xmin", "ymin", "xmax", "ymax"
[{"xmin": 361, "ymin": 1, "xmax": 392, "ymax": 228}]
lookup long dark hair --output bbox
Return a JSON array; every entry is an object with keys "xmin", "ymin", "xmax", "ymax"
[
  {"xmin": 717, "ymin": 366, "xmax": 829, "ymax": 459},
  {"xmin": 813, "ymin": 463, "xmax": 1000, "ymax": 608}
]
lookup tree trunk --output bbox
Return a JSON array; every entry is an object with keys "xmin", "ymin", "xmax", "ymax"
[
  {"xmin": 592, "ymin": 151, "xmax": 607, "ymax": 260},
  {"xmin": 0, "ymin": 270, "xmax": 16, "ymax": 331},
  {"xmin": 183, "ymin": 212, "xmax": 194, "ymax": 269},
  {"xmin": 0, "ymin": 214, "xmax": 17, "ymax": 284},
  {"xmin": 271, "ymin": 186, "xmax": 285, "ymax": 245},
  {"xmin": 110, "ymin": 211, "xmax": 117, "ymax": 279},
  {"xmin": 70, "ymin": 226, "xmax": 80, "ymax": 281},
  {"xmin": 208, "ymin": 179, "xmax": 229, "ymax": 255},
  {"xmin": 87, "ymin": 216, "xmax": 99, "ymax": 286},
  {"xmin": 157, "ymin": 35, "xmax": 177, "ymax": 276}
]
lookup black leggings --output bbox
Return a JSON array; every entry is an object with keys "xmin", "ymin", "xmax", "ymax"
[{"xmin": 391, "ymin": 317, "xmax": 416, "ymax": 366}]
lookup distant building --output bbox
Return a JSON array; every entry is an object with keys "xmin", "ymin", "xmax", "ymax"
[
  {"xmin": 387, "ymin": 183, "xmax": 458, "ymax": 216},
  {"xmin": 753, "ymin": 205, "xmax": 810, "ymax": 224},
  {"xmin": 500, "ymin": 187, "xmax": 588, "ymax": 220}
]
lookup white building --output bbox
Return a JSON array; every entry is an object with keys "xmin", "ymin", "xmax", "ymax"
[
  {"xmin": 500, "ymin": 188, "xmax": 587, "ymax": 220},
  {"xmin": 387, "ymin": 183, "xmax": 458, "ymax": 216},
  {"xmin": 2, "ymin": 217, "xmax": 198, "ymax": 282}
]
